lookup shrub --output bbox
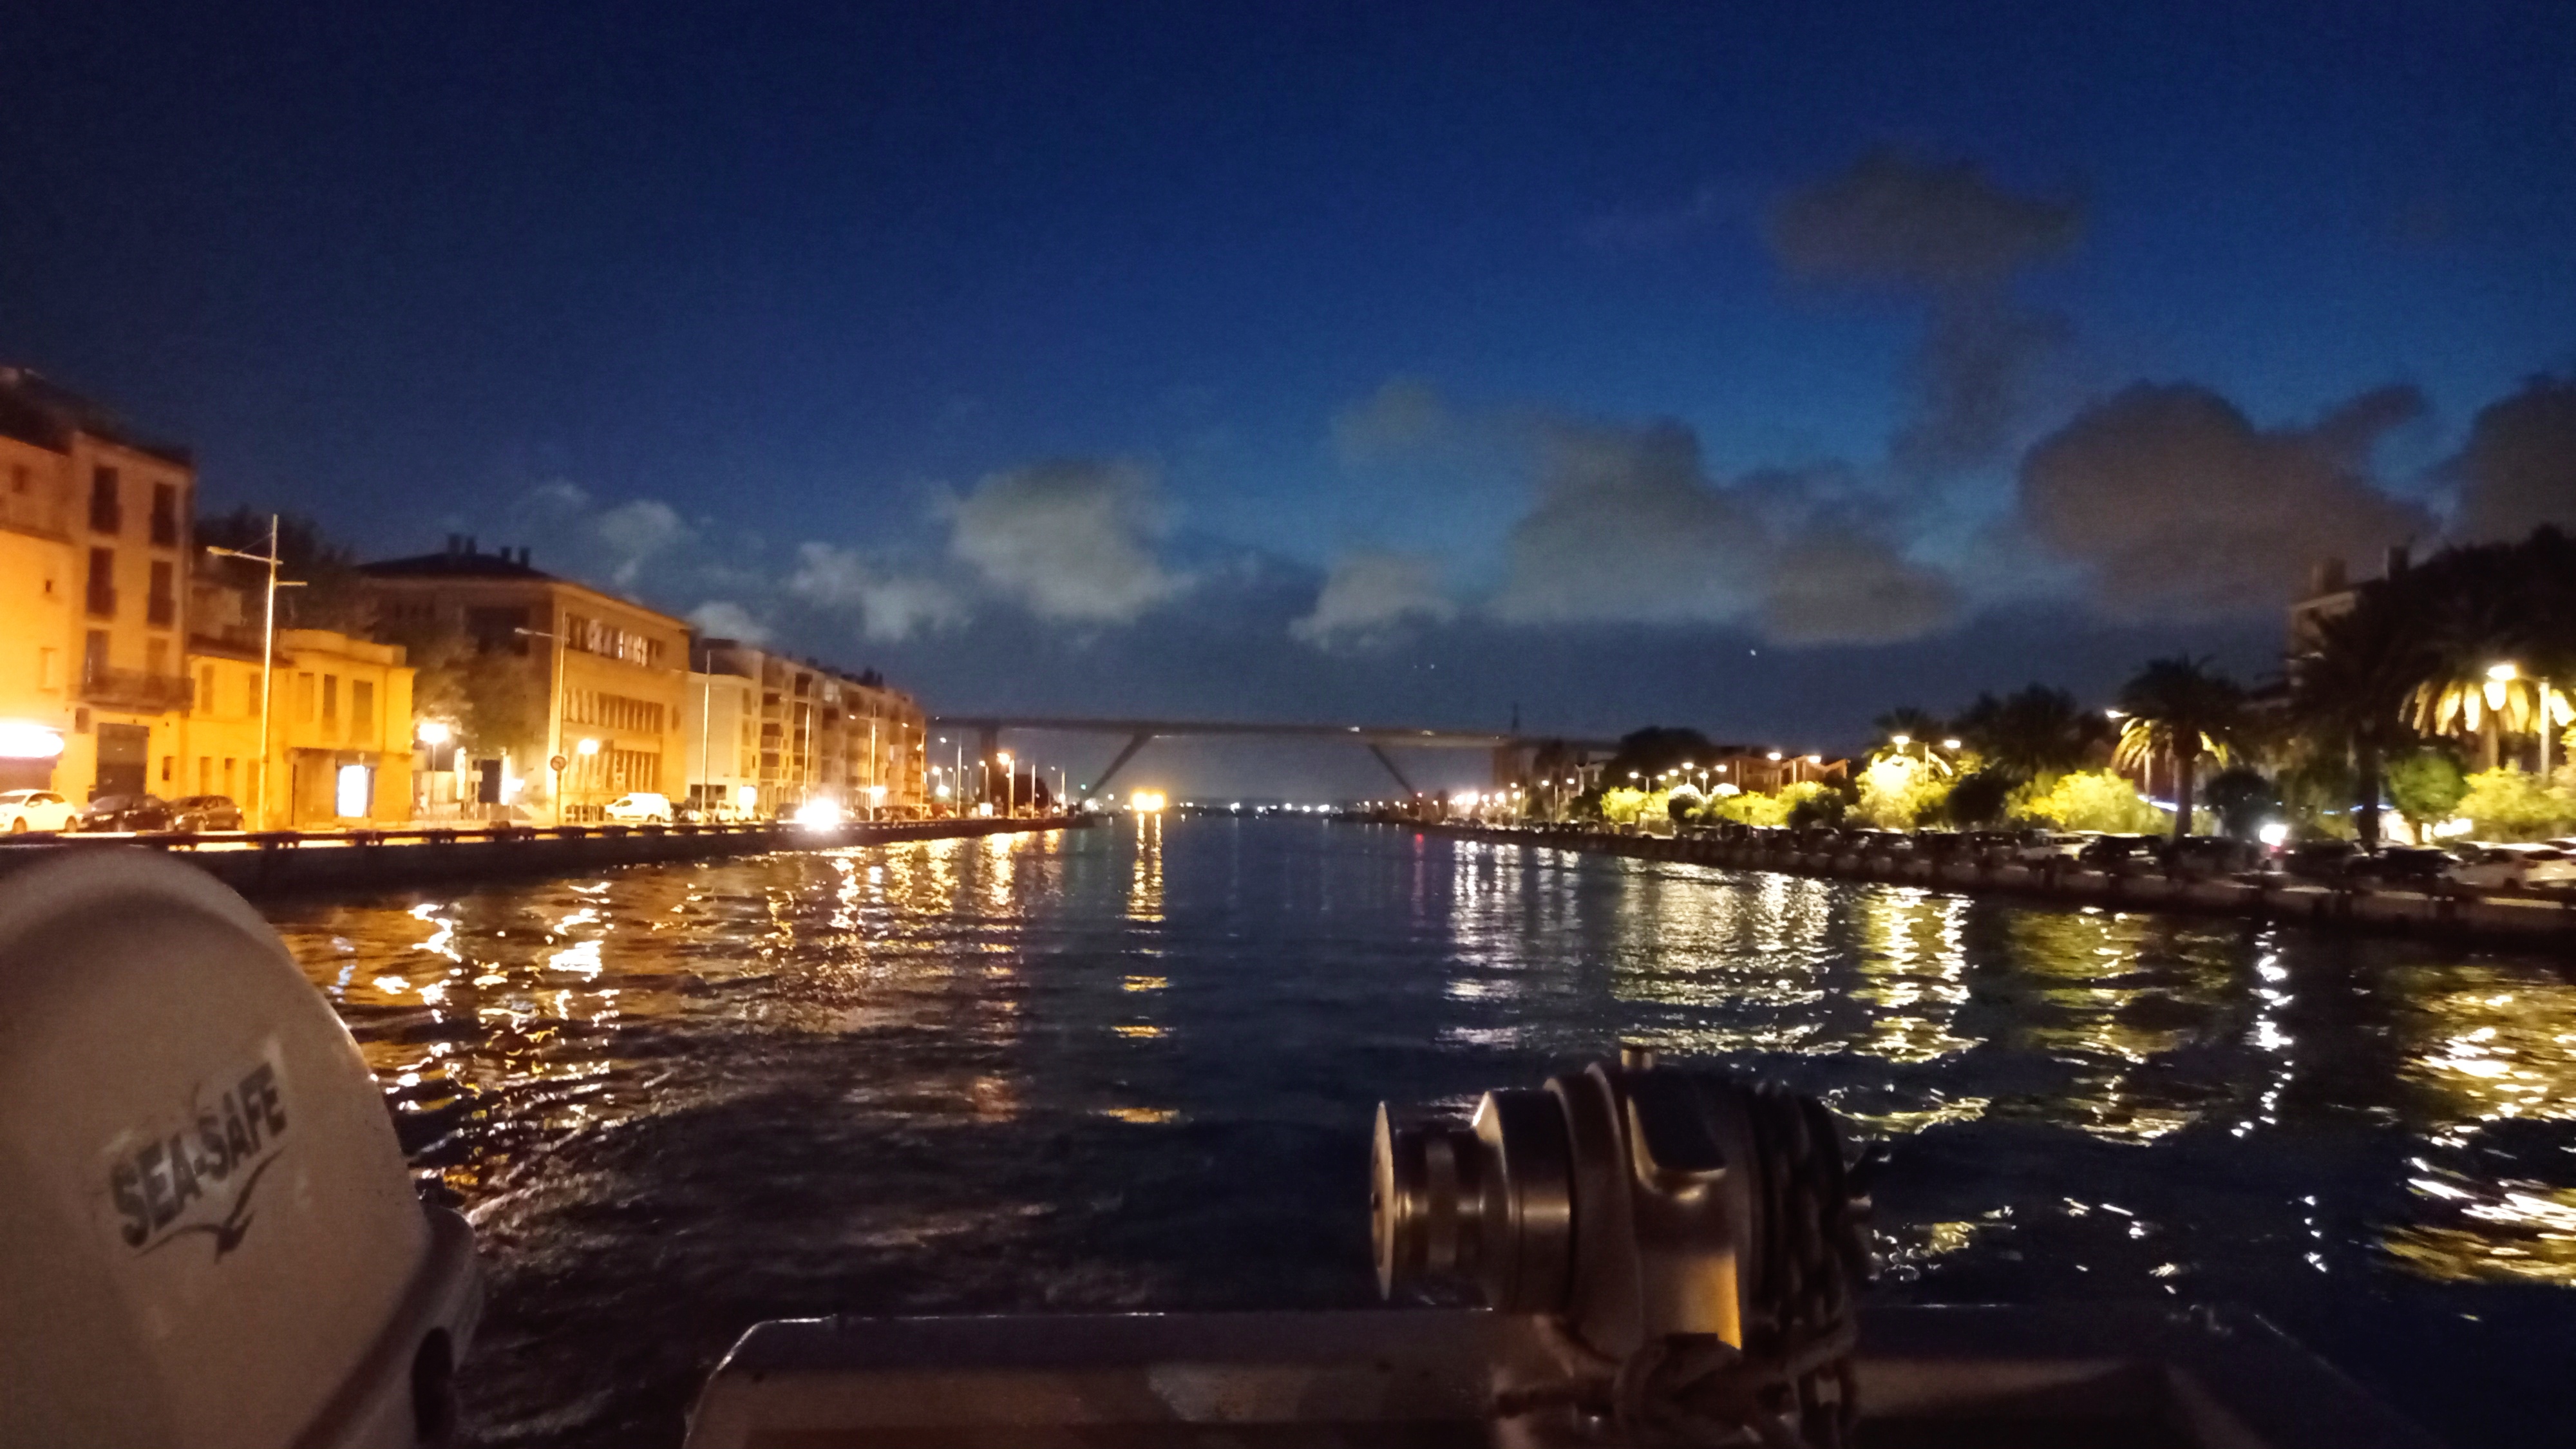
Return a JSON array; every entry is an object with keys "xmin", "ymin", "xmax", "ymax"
[
  {"xmin": 2014, "ymin": 769, "xmax": 2169, "ymax": 834},
  {"xmin": 2456, "ymin": 768, "xmax": 2576, "ymax": 842},
  {"xmin": 2386, "ymin": 748, "xmax": 2469, "ymax": 837},
  {"xmin": 1856, "ymin": 755, "xmax": 1952, "ymax": 829}
]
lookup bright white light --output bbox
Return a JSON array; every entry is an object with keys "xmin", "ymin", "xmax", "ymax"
[
  {"xmin": 996, "ymin": 750, "xmax": 1013, "ymax": 764},
  {"xmin": 1890, "ymin": 735, "xmax": 1910, "ymax": 746},
  {"xmin": 335, "ymin": 764, "xmax": 372, "ymax": 818},
  {"xmin": 415, "ymin": 719, "xmax": 451, "ymax": 746},
  {"xmin": 1130, "ymin": 789, "xmax": 1166, "ymax": 813},
  {"xmin": 1766, "ymin": 752, "xmax": 1783, "ymax": 761},
  {"xmin": 866, "ymin": 784, "xmax": 887, "ymax": 802},
  {"xmin": 1942, "ymin": 738, "xmax": 1962, "ymax": 750},
  {"xmin": 934, "ymin": 783, "xmax": 952, "ymax": 799},
  {"xmin": 2487, "ymin": 662, "xmax": 2519, "ymax": 682},
  {"xmin": 576, "ymin": 737, "xmax": 601, "ymax": 756},
  {"xmin": 793, "ymin": 798, "xmax": 842, "ymax": 828},
  {"xmin": 2258, "ymin": 821, "xmax": 2291, "ymax": 848},
  {"xmin": 0, "ymin": 721, "xmax": 66, "ymax": 760}
]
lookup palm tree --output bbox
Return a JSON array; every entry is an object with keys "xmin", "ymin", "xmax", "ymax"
[
  {"xmin": 2114, "ymin": 657, "xmax": 2246, "ymax": 841},
  {"xmin": 2288, "ymin": 587, "xmax": 2427, "ymax": 848},
  {"xmin": 1953, "ymin": 685, "xmax": 2112, "ymax": 785}
]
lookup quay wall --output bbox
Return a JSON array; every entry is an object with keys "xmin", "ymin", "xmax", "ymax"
[
  {"xmin": 1396, "ymin": 822, "xmax": 2576, "ymax": 952},
  {"xmin": 0, "ymin": 815, "xmax": 1094, "ymax": 900}
]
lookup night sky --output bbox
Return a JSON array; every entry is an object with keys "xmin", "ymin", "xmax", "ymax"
[{"xmin": 7, "ymin": 3, "xmax": 2574, "ymax": 795}]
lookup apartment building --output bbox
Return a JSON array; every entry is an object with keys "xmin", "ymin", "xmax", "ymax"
[
  {"xmin": 359, "ymin": 539, "xmax": 688, "ymax": 822},
  {"xmin": 0, "ymin": 369, "xmax": 196, "ymax": 799},
  {"xmin": 691, "ymin": 639, "xmax": 927, "ymax": 818},
  {"xmin": 181, "ymin": 601, "xmax": 417, "ymax": 828}
]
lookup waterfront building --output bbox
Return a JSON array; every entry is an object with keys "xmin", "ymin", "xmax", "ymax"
[
  {"xmin": 359, "ymin": 539, "xmax": 688, "ymax": 822},
  {"xmin": 180, "ymin": 600, "xmax": 418, "ymax": 827},
  {"xmin": 694, "ymin": 639, "xmax": 927, "ymax": 818},
  {"xmin": 680, "ymin": 658, "xmax": 762, "ymax": 818},
  {"xmin": 0, "ymin": 368, "xmax": 198, "ymax": 799}
]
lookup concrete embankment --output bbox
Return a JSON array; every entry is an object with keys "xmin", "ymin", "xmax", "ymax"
[
  {"xmin": 1399, "ymin": 822, "xmax": 2576, "ymax": 952},
  {"xmin": 0, "ymin": 815, "xmax": 1094, "ymax": 899}
]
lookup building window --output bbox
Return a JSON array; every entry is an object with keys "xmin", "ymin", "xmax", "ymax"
[
  {"xmin": 297, "ymin": 672, "xmax": 316, "ymax": 721},
  {"xmin": 83, "ymin": 630, "xmax": 109, "ymax": 685},
  {"xmin": 352, "ymin": 679, "xmax": 375, "ymax": 737},
  {"xmin": 86, "ymin": 547, "xmax": 115, "ymax": 618},
  {"xmin": 322, "ymin": 674, "xmax": 339, "ymax": 722},
  {"xmin": 223, "ymin": 758, "xmax": 236, "ymax": 795},
  {"xmin": 146, "ymin": 639, "xmax": 167, "ymax": 677},
  {"xmin": 89, "ymin": 467, "xmax": 120, "ymax": 533},
  {"xmin": 147, "ymin": 560, "xmax": 176, "ymax": 626},
  {"xmin": 8, "ymin": 464, "xmax": 25, "ymax": 493},
  {"xmin": 198, "ymin": 757, "xmax": 213, "ymax": 793},
  {"xmin": 198, "ymin": 664, "xmax": 216, "ymax": 711},
  {"xmin": 149, "ymin": 482, "xmax": 180, "ymax": 547}
]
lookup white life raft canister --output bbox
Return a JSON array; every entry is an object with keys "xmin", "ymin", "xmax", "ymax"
[{"xmin": 0, "ymin": 850, "xmax": 479, "ymax": 1448}]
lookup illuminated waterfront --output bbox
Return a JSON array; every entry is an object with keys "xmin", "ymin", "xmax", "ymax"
[{"xmin": 272, "ymin": 816, "xmax": 2576, "ymax": 1446}]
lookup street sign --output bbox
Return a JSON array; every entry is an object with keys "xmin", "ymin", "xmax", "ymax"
[{"xmin": 549, "ymin": 754, "xmax": 568, "ymax": 772}]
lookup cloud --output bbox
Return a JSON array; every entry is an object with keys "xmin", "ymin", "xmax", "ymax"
[
  {"xmin": 947, "ymin": 459, "xmax": 1184, "ymax": 624},
  {"xmin": 1329, "ymin": 377, "xmax": 1451, "ymax": 465},
  {"xmin": 2018, "ymin": 381, "xmax": 2436, "ymax": 620},
  {"xmin": 1768, "ymin": 148, "xmax": 2083, "ymax": 290},
  {"xmin": 2443, "ymin": 374, "xmax": 2576, "ymax": 543},
  {"xmin": 1291, "ymin": 551, "xmax": 1456, "ymax": 648},
  {"xmin": 1763, "ymin": 531, "xmax": 1962, "ymax": 645},
  {"xmin": 1770, "ymin": 149, "xmax": 2084, "ymax": 479},
  {"xmin": 786, "ymin": 542, "xmax": 965, "ymax": 641},
  {"xmin": 687, "ymin": 599, "xmax": 771, "ymax": 645},
  {"xmin": 1491, "ymin": 417, "xmax": 1958, "ymax": 644},
  {"xmin": 591, "ymin": 498, "xmax": 686, "ymax": 585}
]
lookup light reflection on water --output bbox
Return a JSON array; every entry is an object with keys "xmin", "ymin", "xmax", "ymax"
[{"xmin": 265, "ymin": 818, "xmax": 2576, "ymax": 1448}]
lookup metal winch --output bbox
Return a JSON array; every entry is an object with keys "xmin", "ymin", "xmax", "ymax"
[{"xmin": 1373, "ymin": 1047, "xmax": 1870, "ymax": 1447}]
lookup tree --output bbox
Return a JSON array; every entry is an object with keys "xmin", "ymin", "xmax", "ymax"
[
  {"xmin": 1782, "ymin": 781, "xmax": 1846, "ymax": 829},
  {"xmin": 198, "ymin": 507, "xmax": 377, "ymax": 634},
  {"xmin": 2014, "ymin": 770, "xmax": 2168, "ymax": 834},
  {"xmin": 2287, "ymin": 586, "xmax": 2427, "ymax": 848},
  {"xmin": 1598, "ymin": 726, "xmax": 1718, "ymax": 794},
  {"xmin": 1943, "ymin": 768, "xmax": 2016, "ymax": 828},
  {"xmin": 2114, "ymin": 656, "xmax": 2246, "ymax": 842},
  {"xmin": 1871, "ymin": 706, "xmax": 1947, "ymax": 750},
  {"xmin": 1952, "ymin": 685, "xmax": 2112, "ymax": 785},
  {"xmin": 2456, "ymin": 768, "xmax": 2576, "ymax": 842},
  {"xmin": 1856, "ymin": 753, "xmax": 1951, "ymax": 828},
  {"xmin": 2385, "ymin": 747, "xmax": 2469, "ymax": 840},
  {"xmin": 2199, "ymin": 766, "xmax": 2281, "ymax": 840}
]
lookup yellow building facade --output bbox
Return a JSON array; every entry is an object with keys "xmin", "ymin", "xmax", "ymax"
[
  {"xmin": 181, "ymin": 629, "xmax": 416, "ymax": 829},
  {"xmin": 360, "ymin": 541, "xmax": 687, "ymax": 822},
  {"xmin": 0, "ymin": 370, "xmax": 196, "ymax": 799}
]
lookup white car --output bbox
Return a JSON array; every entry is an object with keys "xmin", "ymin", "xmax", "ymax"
[
  {"xmin": 602, "ymin": 791, "xmax": 674, "ymax": 824},
  {"xmin": 0, "ymin": 790, "xmax": 75, "ymax": 834},
  {"xmin": 2445, "ymin": 846, "xmax": 2576, "ymax": 893}
]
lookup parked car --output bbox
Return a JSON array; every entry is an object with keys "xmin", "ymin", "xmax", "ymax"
[
  {"xmin": 603, "ymin": 791, "xmax": 675, "ymax": 824},
  {"xmin": 2159, "ymin": 836, "xmax": 2250, "ymax": 878},
  {"xmin": 167, "ymin": 795, "xmax": 244, "ymax": 831},
  {"xmin": 72, "ymin": 794, "xmax": 175, "ymax": 833},
  {"xmin": 2445, "ymin": 845, "xmax": 2576, "ymax": 893},
  {"xmin": 0, "ymin": 789, "xmax": 76, "ymax": 833},
  {"xmin": 2014, "ymin": 831, "xmax": 2088, "ymax": 864},
  {"xmin": 2342, "ymin": 847, "xmax": 2456, "ymax": 887},
  {"xmin": 2076, "ymin": 834, "xmax": 2158, "ymax": 869},
  {"xmin": 2275, "ymin": 838, "xmax": 2359, "ymax": 881}
]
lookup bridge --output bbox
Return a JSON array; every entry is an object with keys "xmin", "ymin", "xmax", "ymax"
[{"xmin": 925, "ymin": 715, "xmax": 1620, "ymax": 798}]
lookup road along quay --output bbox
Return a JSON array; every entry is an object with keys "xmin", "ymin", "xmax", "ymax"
[
  {"xmin": 1396, "ymin": 820, "xmax": 2576, "ymax": 952},
  {"xmin": 0, "ymin": 815, "xmax": 1095, "ymax": 899}
]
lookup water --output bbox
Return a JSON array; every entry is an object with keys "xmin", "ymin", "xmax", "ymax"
[{"xmin": 269, "ymin": 817, "xmax": 2576, "ymax": 1447}]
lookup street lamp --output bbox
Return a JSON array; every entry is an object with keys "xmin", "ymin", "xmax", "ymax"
[{"xmin": 997, "ymin": 750, "xmax": 1015, "ymax": 816}]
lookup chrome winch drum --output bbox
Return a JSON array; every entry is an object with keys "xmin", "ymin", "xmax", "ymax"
[{"xmin": 1374, "ymin": 1046, "xmax": 1870, "ymax": 1446}]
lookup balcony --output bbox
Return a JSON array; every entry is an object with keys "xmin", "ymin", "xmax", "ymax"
[
  {"xmin": 86, "ymin": 583, "xmax": 117, "ymax": 620},
  {"xmin": 80, "ymin": 665, "xmax": 194, "ymax": 713},
  {"xmin": 147, "ymin": 592, "xmax": 176, "ymax": 627}
]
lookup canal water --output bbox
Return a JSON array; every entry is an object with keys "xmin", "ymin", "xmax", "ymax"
[{"xmin": 269, "ymin": 816, "xmax": 2576, "ymax": 1447}]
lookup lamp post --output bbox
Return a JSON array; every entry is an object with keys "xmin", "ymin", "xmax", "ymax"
[
  {"xmin": 513, "ymin": 624, "xmax": 571, "ymax": 824},
  {"xmin": 204, "ymin": 516, "xmax": 305, "ymax": 832},
  {"xmin": 997, "ymin": 750, "xmax": 1015, "ymax": 816}
]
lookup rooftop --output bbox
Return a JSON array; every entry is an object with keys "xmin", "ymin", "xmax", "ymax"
[
  {"xmin": 360, "ymin": 538, "xmax": 555, "ymax": 581},
  {"xmin": 0, "ymin": 366, "xmax": 193, "ymax": 466}
]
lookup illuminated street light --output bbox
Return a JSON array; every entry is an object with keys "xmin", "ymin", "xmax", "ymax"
[
  {"xmin": 576, "ymin": 737, "xmax": 601, "ymax": 755},
  {"xmin": 1890, "ymin": 734, "xmax": 1910, "ymax": 747},
  {"xmin": 2488, "ymin": 662, "xmax": 2519, "ymax": 681},
  {"xmin": 1766, "ymin": 751, "xmax": 1782, "ymax": 761},
  {"xmin": 416, "ymin": 720, "xmax": 451, "ymax": 745},
  {"xmin": 1942, "ymin": 738, "xmax": 1962, "ymax": 750}
]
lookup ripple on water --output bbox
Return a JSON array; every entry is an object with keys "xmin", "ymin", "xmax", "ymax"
[{"xmin": 264, "ymin": 819, "xmax": 2576, "ymax": 1449}]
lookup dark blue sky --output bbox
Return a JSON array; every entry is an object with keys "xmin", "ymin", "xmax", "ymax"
[{"xmin": 7, "ymin": 3, "xmax": 2573, "ymax": 793}]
